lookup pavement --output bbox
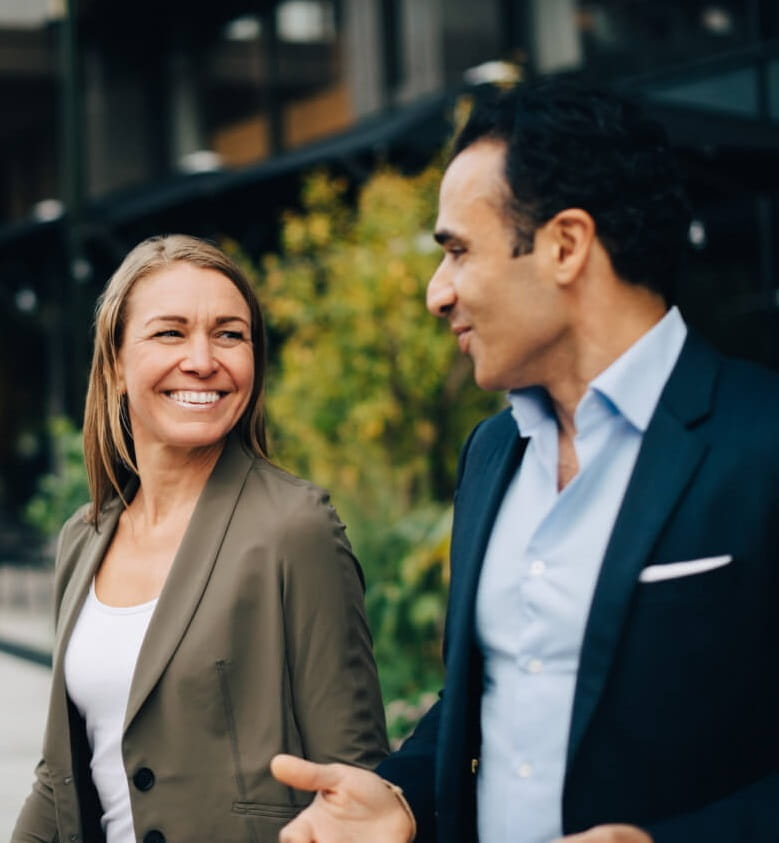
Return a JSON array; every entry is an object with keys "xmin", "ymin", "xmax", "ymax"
[{"xmin": 0, "ymin": 607, "xmax": 53, "ymax": 841}]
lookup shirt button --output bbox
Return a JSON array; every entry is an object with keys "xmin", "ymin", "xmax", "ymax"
[
  {"xmin": 530, "ymin": 560, "xmax": 546, "ymax": 576},
  {"xmin": 528, "ymin": 658, "xmax": 543, "ymax": 673},
  {"xmin": 133, "ymin": 767, "xmax": 156, "ymax": 791},
  {"xmin": 518, "ymin": 763, "xmax": 533, "ymax": 778},
  {"xmin": 63, "ymin": 775, "xmax": 72, "ymax": 785}
]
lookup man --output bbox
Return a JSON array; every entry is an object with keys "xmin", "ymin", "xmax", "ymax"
[{"xmin": 272, "ymin": 80, "xmax": 779, "ymax": 842}]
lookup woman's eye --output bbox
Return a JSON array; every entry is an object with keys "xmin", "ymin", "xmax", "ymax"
[
  {"xmin": 153, "ymin": 329, "xmax": 183, "ymax": 338},
  {"xmin": 216, "ymin": 330, "xmax": 246, "ymax": 342}
]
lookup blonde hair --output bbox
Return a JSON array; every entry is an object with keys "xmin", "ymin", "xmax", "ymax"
[{"xmin": 83, "ymin": 234, "xmax": 268, "ymax": 526}]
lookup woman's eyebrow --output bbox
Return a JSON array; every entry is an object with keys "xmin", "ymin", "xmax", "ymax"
[
  {"xmin": 144, "ymin": 314, "xmax": 187, "ymax": 327},
  {"xmin": 215, "ymin": 315, "xmax": 250, "ymax": 326},
  {"xmin": 143, "ymin": 315, "xmax": 250, "ymax": 327}
]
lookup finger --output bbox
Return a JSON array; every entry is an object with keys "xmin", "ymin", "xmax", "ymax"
[
  {"xmin": 553, "ymin": 825, "xmax": 651, "ymax": 842},
  {"xmin": 271, "ymin": 753, "xmax": 342, "ymax": 793},
  {"xmin": 278, "ymin": 813, "xmax": 315, "ymax": 843}
]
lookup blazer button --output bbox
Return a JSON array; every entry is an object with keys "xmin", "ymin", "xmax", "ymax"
[
  {"xmin": 143, "ymin": 831, "xmax": 166, "ymax": 843},
  {"xmin": 133, "ymin": 767, "xmax": 155, "ymax": 791}
]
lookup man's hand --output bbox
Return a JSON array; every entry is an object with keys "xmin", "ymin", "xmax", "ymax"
[
  {"xmin": 555, "ymin": 824, "xmax": 653, "ymax": 842},
  {"xmin": 270, "ymin": 753, "xmax": 415, "ymax": 843}
]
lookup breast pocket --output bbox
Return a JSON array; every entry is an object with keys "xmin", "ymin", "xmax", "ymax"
[
  {"xmin": 231, "ymin": 801, "xmax": 307, "ymax": 820},
  {"xmin": 230, "ymin": 801, "xmax": 310, "ymax": 843},
  {"xmin": 634, "ymin": 553, "xmax": 741, "ymax": 605}
]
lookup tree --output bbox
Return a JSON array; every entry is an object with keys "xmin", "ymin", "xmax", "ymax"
[{"xmin": 229, "ymin": 158, "xmax": 502, "ymax": 727}]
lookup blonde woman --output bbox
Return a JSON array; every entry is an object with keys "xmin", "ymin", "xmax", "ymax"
[{"xmin": 13, "ymin": 235, "xmax": 388, "ymax": 843}]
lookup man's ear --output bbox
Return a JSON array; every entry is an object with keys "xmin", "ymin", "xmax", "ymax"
[{"xmin": 542, "ymin": 208, "xmax": 595, "ymax": 286}]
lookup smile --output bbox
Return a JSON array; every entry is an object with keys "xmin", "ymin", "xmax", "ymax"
[
  {"xmin": 166, "ymin": 390, "xmax": 225, "ymax": 408},
  {"xmin": 455, "ymin": 328, "xmax": 473, "ymax": 354}
]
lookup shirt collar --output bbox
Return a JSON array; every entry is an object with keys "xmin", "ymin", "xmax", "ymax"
[
  {"xmin": 591, "ymin": 305, "xmax": 687, "ymax": 432},
  {"xmin": 508, "ymin": 306, "xmax": 687, "ymax": 435}
]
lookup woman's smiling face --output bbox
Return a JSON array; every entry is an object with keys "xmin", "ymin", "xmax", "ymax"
[{"xmin": 116, "ymin": 262, "xmax": 254, "ymax": 456}]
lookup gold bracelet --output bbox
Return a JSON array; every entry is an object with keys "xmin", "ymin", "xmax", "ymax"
[{"xmin": 381, "ymin": 778, "xmax": 417, "ymax": 842}]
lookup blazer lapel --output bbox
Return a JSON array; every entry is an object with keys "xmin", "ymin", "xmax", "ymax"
[
  {"xmin": 124, "ymin": 436, "xmax": 254, "ymax": 730},
  {"xmin": 566, "ymin": 333, "xmax": 720, "ymax": 768},
  {"xmin": 447, "ymin": 412, "xmax": 526, "ymax": 660},
  {"xmin": 53, "ymin": 502, "xmax": 123, "ymax": 669},
  {"xmin": 437, "ymin": 412, "xmax": 526, "ymax": 841}
]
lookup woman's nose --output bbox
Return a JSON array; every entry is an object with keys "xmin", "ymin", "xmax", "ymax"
[{"xmin": 181, "ymin": 336, "xmax": 218, "ymax": 376}]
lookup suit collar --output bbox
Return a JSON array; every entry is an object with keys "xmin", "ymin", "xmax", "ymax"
[
  {"xmin": 54, "ymin": 501, "xmax": 124, "ymax": 669},
  {"xmin": 125, "ymin": 435, "xmax": 254, "ymax": 728},
  {"xmin": 566, "ymin": 331, "xmax": 720, "ymax": 769},
  {"xmin": 435, "ymin": 411, "xmax": 525, "ymax": 840},
  {"xmin": 51, "ymin": 436, "xmax": 256, "ymax": 734},
  {"xmin": 450, "ymin": 411, "xmax": 526, "ymax": 626}
]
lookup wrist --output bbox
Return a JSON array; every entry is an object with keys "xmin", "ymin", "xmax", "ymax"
[{"xmin": 380, "ymin": 778, "xmax": 417, "ymax": 842}]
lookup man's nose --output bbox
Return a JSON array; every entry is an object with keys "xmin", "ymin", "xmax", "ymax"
[{"xmin": 426, "ymin": 262, "xmax": 455, "ymax": 317}]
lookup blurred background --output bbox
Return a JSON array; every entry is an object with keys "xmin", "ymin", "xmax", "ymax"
[{"xmin": 1, "ymin": 0, "xmax": 778, "ymax": 744}]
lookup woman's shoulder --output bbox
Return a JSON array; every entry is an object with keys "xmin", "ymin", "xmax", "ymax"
[
  {"xmin": 241, "ymin": 457, "xmax": 349, "ymax": 541},
  {"xmin": 245, "ymin": 456, "xmax": 332, "ymax": 503},
  {"xmin": 56, "ymin": 502, "xmax": 95, "ymax": 553}
]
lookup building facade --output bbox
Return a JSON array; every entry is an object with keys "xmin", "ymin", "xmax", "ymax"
[{"xmin": 0, "ymin": 0, "xmax": 777, "ymax": 532}]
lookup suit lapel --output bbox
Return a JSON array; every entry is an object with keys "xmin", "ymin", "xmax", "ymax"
[
  {"xmin": 448, "ymin": 412, "xmax": 526, "ymax": 664},
  {"xmin": 53, "ymin": 502, "xmax": 123, "ymax": 669},
  {"xmin": 124, "ymin": 436, "xmax": 253, "ymax": 730},
  {"xmin": 566, "ymin": 333, "xmax": 719, "ymax": 768},
  {"xmin": 437, "ymin": 412, "xmax": 526, "ymax": 841}
]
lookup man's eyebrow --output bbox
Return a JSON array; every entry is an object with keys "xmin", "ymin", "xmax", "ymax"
[{"xmin": 434, "ymin": 229, "xmax": 464, "ymax": 246}]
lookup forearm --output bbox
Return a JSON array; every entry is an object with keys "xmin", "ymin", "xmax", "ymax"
[
  {"xmin": 282, "ymin": 493, "xmax": 389, "ymax": 767},
  {"xmin": 12, "ymin": 761, "xmax": 58, "ymax": 843},
  {"xmin": 376, "ymin": 699, "xmax": 442, "ymax": 843}
]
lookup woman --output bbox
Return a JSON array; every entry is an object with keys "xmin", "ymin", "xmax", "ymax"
[{"xmin": 13, "ymin": 235, "xmax": 388, "ymax": 843}]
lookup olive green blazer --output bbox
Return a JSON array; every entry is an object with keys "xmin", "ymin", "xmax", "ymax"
[{"xmin": 14, "ymin": 436, "xmax": 388, "ymax": 842}]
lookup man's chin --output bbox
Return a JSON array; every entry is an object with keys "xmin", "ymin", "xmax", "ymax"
[{"xmin": 473, "ymin": 369, "xmax": 506, "ymax": 393}]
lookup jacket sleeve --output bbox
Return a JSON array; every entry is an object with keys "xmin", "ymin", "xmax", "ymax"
[
  {"xmin": 12, "ymin": 506, "xmax": 92, "ymax": 843},
  {"xmin": 279, "ymin": 486, "xmax": 389, "ymax": 770},
  {"xmin": 11, "ymin": 758, "xmax": 59, "ymax": 842},
  {"xmin": 375, "ymin": 420, "xmax": 487, "ymax": 843},
  {"xmin": 376, "ymin": 698, "xmax": 442, "ymax": 843},
  {"xmin": 645, "ymin": 773, "xmax": 779, "ymax": 842}
]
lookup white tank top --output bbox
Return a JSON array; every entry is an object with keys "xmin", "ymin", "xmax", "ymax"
[{"xmin": 64, "ymin": 580, "xmax": 158, "ymax": 843}]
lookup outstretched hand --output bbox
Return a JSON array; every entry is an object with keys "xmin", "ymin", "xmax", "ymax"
[
  {"xmin": 555, "ymin": 824, "xmax": 653, "ymax": 842},
  {"xmin": 271, "ymin": 754, "xmax": 415, "ymax": 843}
]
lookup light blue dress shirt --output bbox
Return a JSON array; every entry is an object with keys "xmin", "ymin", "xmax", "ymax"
[{"xmin": 475, "ymin": 307, "xmax": 687, "ymax": 843}]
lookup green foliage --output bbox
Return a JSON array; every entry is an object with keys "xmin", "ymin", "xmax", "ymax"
[
  {"xmin": 24, "ymin": 416, "xmax": 90, "ymax": 541},
  {"xmin": 24, "ymin": 157, "xmax": 504, "ymax": 741},
  {"xmin": 233, "ymin": 159, "xmax": 503, "ymax": 736},
  {"xmin": 228, "ymin": 161, "xmax": 501, "ymax": 515}
]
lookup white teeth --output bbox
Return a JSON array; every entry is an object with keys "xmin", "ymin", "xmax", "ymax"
[{"xmin": 168, "ymin": 391, "xmax": 221, "ymax": 405}]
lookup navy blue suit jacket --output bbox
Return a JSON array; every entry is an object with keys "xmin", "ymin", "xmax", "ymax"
[{"xmin": 379, "ymin": 332, "xmax": 779, "ymax": 842}]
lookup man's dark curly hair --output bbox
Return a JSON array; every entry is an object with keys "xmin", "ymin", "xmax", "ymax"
[{"xmin": 452, "ymin": 79, "xmax": 691, "ymax": 301}]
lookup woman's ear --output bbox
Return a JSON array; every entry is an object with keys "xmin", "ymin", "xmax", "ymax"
[{"xmin": 113, "ymin": 359, "xmax": 126, "ymax": 395}]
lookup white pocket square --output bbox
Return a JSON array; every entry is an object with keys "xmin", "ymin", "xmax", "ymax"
[{"xmin": 639, "ymin": 555, "xmax": 733, "ymax": 583}]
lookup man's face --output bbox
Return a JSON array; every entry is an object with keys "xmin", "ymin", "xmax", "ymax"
[{"xmin": 427, "ymin": 139, "xmax": 568, "ymax": 392}]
